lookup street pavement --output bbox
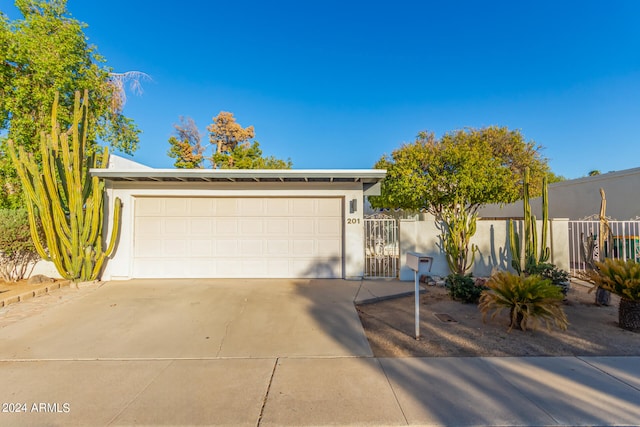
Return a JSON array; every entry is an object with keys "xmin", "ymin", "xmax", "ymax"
[{"xmin": 0, "ymin": 279, "xmax": 638, "ymax": 426}]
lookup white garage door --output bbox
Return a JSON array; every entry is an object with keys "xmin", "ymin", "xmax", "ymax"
[{"xmin": 133, "ymin": 197, "xmax": 343, "ymax": 278}]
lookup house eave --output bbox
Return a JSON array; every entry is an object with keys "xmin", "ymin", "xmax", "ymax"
[{"xmin": 90, "ymin": 168, "xmax": 387, "ymax": 184}]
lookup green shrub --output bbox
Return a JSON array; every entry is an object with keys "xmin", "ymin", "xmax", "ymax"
[
  {"xmin": 445, "ymin": 273, "xmax": 485, "ymax": 303},
  {"xmin": 526, "ymin": 262, "xmax": 570, "ymax": 296},
  {"xmin": 479, "ymin": 271, "xmax": 568, "ymax": 332},
  {"xmin": 582, "ymin": 258, "xmax": 640, "ymax": 331},
  {"xmin": 0, "ymin": 208, "xmax": 42, "ymax": 281},
  {"xmin": 582, "ymin": 258, "xmax": 640, "ymax": 302}
]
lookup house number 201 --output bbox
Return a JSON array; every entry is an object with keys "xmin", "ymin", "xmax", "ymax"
[{"xmin": 346, "ymin": 218, "xmax": 361, "ymax": 225}]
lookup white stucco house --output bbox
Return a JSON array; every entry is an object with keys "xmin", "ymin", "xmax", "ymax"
[
  {"xmin": 90, "ymin": 156, "xmax": 386, "ymax": 281},
  {"xmin": 479, "ymin": 166, "xmax": 640, "ymax": 221}
]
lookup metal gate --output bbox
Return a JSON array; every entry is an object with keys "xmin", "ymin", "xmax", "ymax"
[{"xmin": 364, "ymin": 214, "xmax": 399, "ymax": 278}]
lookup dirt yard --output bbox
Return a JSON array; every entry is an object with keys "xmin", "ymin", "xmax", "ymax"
[{"xmin": 357, "ymin": 281, "xmax": 640, "ymax": 357}]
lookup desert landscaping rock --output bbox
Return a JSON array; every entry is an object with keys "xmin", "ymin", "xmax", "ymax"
[{"xmin": 357, "ymin": 281, "xmax": 640, "ymax": 357}]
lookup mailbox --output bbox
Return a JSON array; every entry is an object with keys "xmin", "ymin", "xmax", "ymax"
[
  {"xmin": 405, "ymin": 252, "xmax": 433, "ymax": 274},
  {"xmin": 405, "ymin": 252, "xmax": 433, "ymax": 340}
]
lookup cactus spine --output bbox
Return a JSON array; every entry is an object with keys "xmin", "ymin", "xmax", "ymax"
[
  {"xmin": 509, "ymin": 168, "xmax": 550, "ymax": 274},
  {"xmin": 8, "ymin": 90, "xmax": 121, "ymax": 282}
]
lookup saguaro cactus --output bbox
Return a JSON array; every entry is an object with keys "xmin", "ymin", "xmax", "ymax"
[
  {"xmin": 8, "ymin": 90, "xmax": 121, "ymax": 282},
  {"xmin": 509, "ymin": 168, "xmax": 550, "ymax": 274}
]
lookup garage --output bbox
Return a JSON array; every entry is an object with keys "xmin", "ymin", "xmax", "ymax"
[
  {"xmin": 91, "ymin": 156, "xmax": 386, "ymax": 280},
  {"xmin": 133, "ymin": 196, "xmax": 343, "ymax": 278}
]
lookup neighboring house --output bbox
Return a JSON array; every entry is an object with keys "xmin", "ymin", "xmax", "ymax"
[
  {"xmin": 479, "ymin": 167, "xmax": 640, "ymax": 220},
  {"xmin": 91, "ymin": 156, "xmax": 386, "ymax": 281}
]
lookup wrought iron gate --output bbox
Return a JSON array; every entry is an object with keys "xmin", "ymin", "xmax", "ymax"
[{"xmin": 364, "ymin": 215, "xmax": 399, "ymax": 278}]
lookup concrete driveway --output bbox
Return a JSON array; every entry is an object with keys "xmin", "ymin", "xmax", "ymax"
[
  {"xmin": 0, "ymin": 278, "xmax": 373, "ymax": 360},
  {"xmin": 2, "ymin": 279, "xmax": 638, "ymax": 426}
]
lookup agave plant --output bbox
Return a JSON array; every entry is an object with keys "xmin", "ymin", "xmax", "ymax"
[
  {"xmin": 582, "ymin": 258, "xmax": 640, "ymax": 331},
  {"xmin": 479, "ymin": 271, "xmax": 568, "ymax": 332}
]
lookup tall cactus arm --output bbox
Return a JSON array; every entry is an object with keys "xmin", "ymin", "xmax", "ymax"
[
  {"xmin": 539, "ymin": 175, "xmax": 550, "ymax": 263},
  {"xmin": 24, "ymin": 201, "xmax": 50, "ymax": 261},
  {"xmin": 509, "ymin": 219, "xmax": 522, "ymax": 274},
  {"xmin": 90, "ymin": 197, "xmax": 122, "ymax": 280},
  {"xmin": 9, "ymin": 90, "xmax": 121, "ymax": 282}
]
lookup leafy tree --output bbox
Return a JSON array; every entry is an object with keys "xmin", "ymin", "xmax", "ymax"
[
  {"xmin": 167, "ymin": 117, "xmax": 204, "ymax": 168},
  {"xmin": 547, "ymin": 171, "xmax": 566, "ymax": 183},
  {"xmin": 213, "ymin": 141, "xmax": 292, "ymax": 169},
  {"xmin": 370, "ymin": 126, "xmax": 550, "ymax": 275},
  {"xmin": 205, "ymin": 111, "xmax": 291, "ymax": 169},
  {"xmin": 0, "ymin": 0, "xmax": 141, "ymax": 207},
  {"xmin": 0, "ymin": 208, "xmax": 42, "ymax": 281},
  {"xmin": 588, "ymin": 170, "xmax": 601, "ymax": 176},
  {"xmin": 478, "ymin": 126, "xmax": 550, "ymax": 198}
]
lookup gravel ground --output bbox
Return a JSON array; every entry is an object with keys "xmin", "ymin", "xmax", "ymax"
[{"xmin": 357, "ymin": 282, "xmax": 640, "ymax": 357}]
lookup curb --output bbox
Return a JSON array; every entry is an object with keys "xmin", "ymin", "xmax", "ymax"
[
  {"xmin": 355, "ymin": 289, "xmax": 426, "ymax": 305},
  {"xmin": 0, "ymin": 280, "xmax": 72, "ymax": 308}
]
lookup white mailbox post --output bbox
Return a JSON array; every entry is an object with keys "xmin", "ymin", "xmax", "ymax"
[{"xmin": 405, "ymin": 252, "xmax": 433, "ymax": 339}]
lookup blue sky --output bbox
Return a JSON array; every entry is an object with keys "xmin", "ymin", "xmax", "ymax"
[{"xmin": 3, "ymin": 0, "xmax": 640, "ymax": 179}]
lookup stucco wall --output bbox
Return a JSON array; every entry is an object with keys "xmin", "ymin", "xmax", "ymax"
[
  {"xmin": 399, "ymin": 218, "xmax": 569, "ymax": 280},
  {"xmin": 479, "ymin": 167, "xmax": 640, "ymax": 220}
]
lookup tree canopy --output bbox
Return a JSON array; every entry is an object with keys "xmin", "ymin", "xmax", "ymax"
[
  {"xmin": 369, "ymin": 126, "xmax": 551, "ymax": 214},
  {"xmin": 0, "ymin": 0, "xmax": 141, "ymax": 207},
  {"xmin": 369, "ymin": 126, "xmax": 552, "ymax": 275},
  {"xmin": 167, "ymin": 117, "xmax": 204, "ymax": 169},
  {"xmin": 169, "ymin": 111, "xmax": 292, "ymax": 169}
]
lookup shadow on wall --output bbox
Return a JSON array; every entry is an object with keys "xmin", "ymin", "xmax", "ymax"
[
  {"xmin": 402, "ymin": 218, "xmax": 525, "ymax": 279},
  {"xmin": 473, "ymin": 223, "xmax": 511, "ymax": 277}
]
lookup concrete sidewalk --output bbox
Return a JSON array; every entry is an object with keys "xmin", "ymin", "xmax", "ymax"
[{"xmin": 0, "ymin": 279, "xmax": 638, "ymax": 426}]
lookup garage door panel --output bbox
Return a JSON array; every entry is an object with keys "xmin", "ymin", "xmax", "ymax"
[
  {"xmin": 240, "ymin": 239, "xmax": 264, "ymax": 256},
  {"xmin": 216, "ymin": 259, "xmax": 242, "ymax": 276},
  {"xmin": 136, "ymin": 198, "xmax": 163, "ymax": 216},
  {"xmin": 136, "ymin": 217, "xmax": 162, "ymax": 234},
  {"xmin": 317, "ymin": 239, "xmax": 341, "ymax": 256},
  {"xmin": 238, "ymin": 198, "xmax": 264, "ymax": 215},
  {"xmin": 241, "ymin": 259, "xmax": 267, "ymax": 275},
  {"xmin": 188, "ymin": 259, "xmax": 216, "ymax": 277},
  {"xmin": 291, "ymin": 258, "xmax": 340, "ymax": 278},
  {"xmin": 164, "ymin": 218, "xmax": 188, "ymax": 234},
  {"xmin": 266, "ymin": 199, "xmax": 290, "ymax": 216},
  {"xmin": 216, "ymin": 219, "xmax": 238, "ymax": 234},
  {"xmin": 216, "ymin": 199, "xmax": 238, "ymax": 216},
  {"xmin": 266, "ymin": 240, "xmax": 289, "ymax": 255},
  {"xmin": 267, "ymin": 259, "xmax": 289, "ymax": 276},
  {"xmin": 216, "ymin": 239, "xmax": 239, "ymax": 256},
  {"xmin": 240, "ymin": 219, "xmax": 263, "ymax": 234},
  {"xmin": 265, "ymin": 219, "xmax": 288, "ymax": 234},
  {"xmin": 190, "ymin": 198, "xmax": 215, "ymax": 216},
  {"xmin": 134, "ymin": 197, "xmax": 343, "ymax": 278},
  {"xmin": 317, "ymin": 198, "xmax": 342, "ymax": 216},
  {"xmin": 190, "ymin": 240, "xmax": 213, "ymax": 256},
  {"xmin": 318, "ymin": 218, "xmax": 341, "ymax": 235},
  {"xmin": 135, "ymin": 238, "xmax": 163, "ymax": 257},
  {"xmin": 292, "ymin": 219, "xmax": 315, "ymax": 234},
  {"xmin": 163, "ymin": 240, "xmax": 187, "ymax": 256},
  {"xmin": 165, "ymin": 198, "xmax": 189, "ymax": 216},
  {"xmin": 292, "ymin": 199, "xmax": 315, "ymax": 216},
  {"xmin": 292, "ymin": 239, "xmax": 314, "ymax": 255},
  {"xmin": 190, "ymin": 218, "xmax": 213, "ymax": 234}
]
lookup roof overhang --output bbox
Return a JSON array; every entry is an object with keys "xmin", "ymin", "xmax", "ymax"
[{"xmin": 90, "ymin": 168, "xmax": 387, "ymax": 185}]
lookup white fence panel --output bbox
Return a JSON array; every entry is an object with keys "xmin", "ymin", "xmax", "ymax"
[{"xmin": 568, "ymin": 220, "xmax": 640, "ymax": 275}]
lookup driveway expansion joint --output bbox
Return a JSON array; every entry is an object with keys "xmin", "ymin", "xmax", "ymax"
[{"xmin": 256, "ymin": 357, "xmax": 279, "ymax": 427}]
